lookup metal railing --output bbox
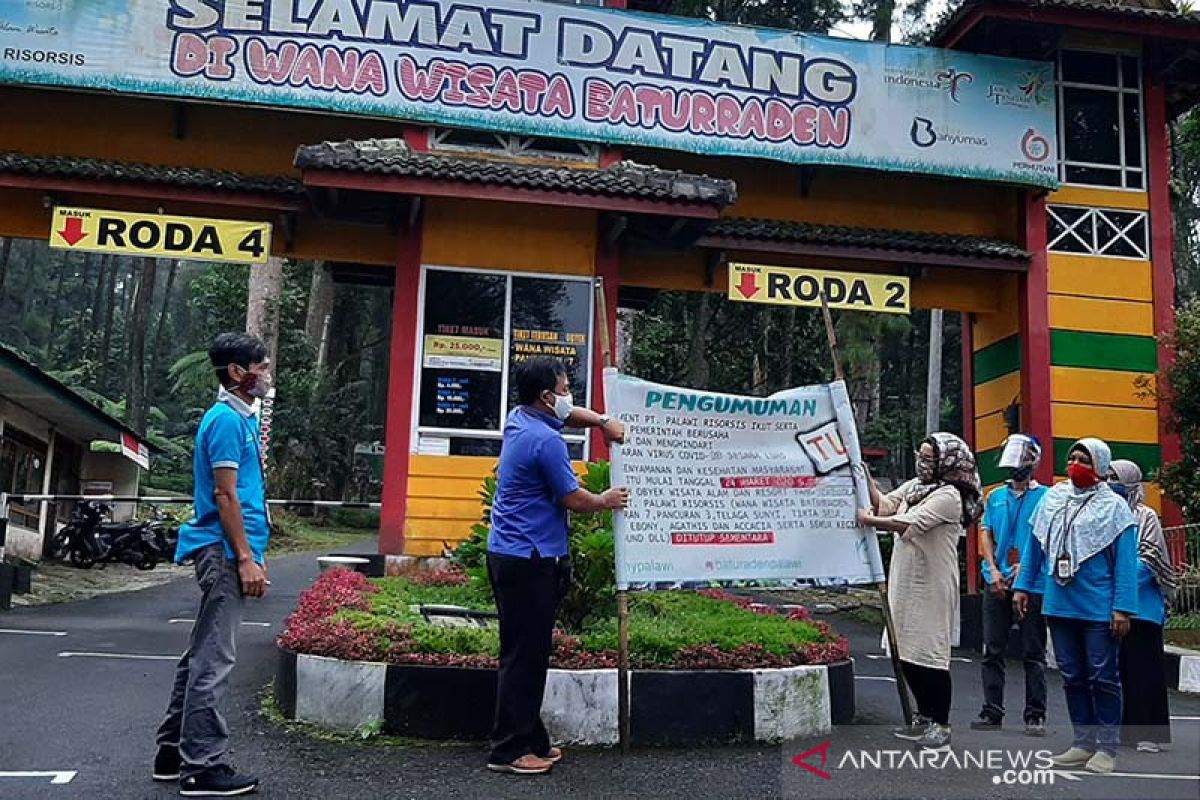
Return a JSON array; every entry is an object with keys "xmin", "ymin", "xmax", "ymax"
[{"xmin": 1165, "ymin": 523, "xmax": 1200, "ymax": 617}]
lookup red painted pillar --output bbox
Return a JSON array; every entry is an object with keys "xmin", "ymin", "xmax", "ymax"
[
  {"xmin": 1021, "ymin": 192, "xmax": 1055, "ymax": 485},
  {"xmin": 962, "ymin": 312, "xmax": 980, "ymax": 594},
  {"xmin": 379, "ymin": 213, "xmax": 424, "ymax": 555},
  {"xmin": 1146, "ymin": 69, "xmax": 1184, "ymax": 528},
  {"xmin": 591, "ymin": 237, "xmax": 620, "ymax": 462}
]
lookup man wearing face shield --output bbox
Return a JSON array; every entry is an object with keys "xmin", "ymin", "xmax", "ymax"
[
  {"xmin": 485, "ymin": 357, "xmax": 629, "ymax": 775},
  {"xmin": 971, "ymin": 434, "xmax": 1049, "ymax": 737},
  {"xmin": 153, "ymin": 333, "xmax": 273, "ymax": 797}
]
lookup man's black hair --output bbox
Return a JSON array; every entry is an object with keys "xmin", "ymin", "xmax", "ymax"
[
  {"xmin": 210, "ymin": 333, "xmax": 269, "ymax": 388},
  {"xmin": 516, "ymin": 357, "xmax": 567, "ymax": 406}
]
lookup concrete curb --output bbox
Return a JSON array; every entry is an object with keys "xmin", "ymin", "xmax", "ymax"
[{"xmin": 276, "ymin": 647, "xmax": 855, "ymax": 744}]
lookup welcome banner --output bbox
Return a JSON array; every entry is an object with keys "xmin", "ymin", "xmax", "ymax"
[
  {"xmin": 1, "ymin": 1, "xmax": 1056, "ymax": 186},
  {"xmin": 604, "ymin": 369, "xmax": 886, "ymax": 589}
]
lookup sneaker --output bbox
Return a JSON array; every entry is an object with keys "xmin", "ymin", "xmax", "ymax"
[
  {"xmin": 152, "ymin": 745, "xmax": 181, "ymax": 782},
  {"xmin": 1049, "ymin": 747, "xmax": 1094, "ymax": 767},
  {"xmin": 486, "ymin": 754, "xmax": 553, "ymax": 775},
  {"xmin": 539, "ymin": 747, "xmax": 563, "ymax": 764},
  {"xmin": 1024, "ymin": 719, "xmax": 1047, "ymax": 738},
  {"xmin": 178, "ymin": 765, "xmax": 259, "ymax": 797},
  {"xmin": 1136, "ymin": 741, "xmax": 1161, "ymax": 754},
  {"xmin": 892, "ymin": 714, "xmax": 932, "ymax": 741},
  {"xmin": 916, "ymin": 723, "xmax": 953, "ymax": 751},
  {"xmin": 1085, "ymin": 751, "xmax": 1116, "ymax": 774},
  {"xmin": 969, "ymin": 714, "xmax": 1002, "ymax": 731}
]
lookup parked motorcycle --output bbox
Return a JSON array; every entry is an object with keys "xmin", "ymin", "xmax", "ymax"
[{"xmin": 49, "ymin": 501, "xmax": 177, "ymax": 570}]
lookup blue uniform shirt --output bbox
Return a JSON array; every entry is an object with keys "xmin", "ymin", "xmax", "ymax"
[
  {"xmin": 981, "ymin": 483, "xmax": 1048, "ymax": 592},
  {"xmin": 175, "ymin": 390, "xmax": 271, "ymax": 564},
  {"xmin": 1135, "ymin": 560, "xmax": 1167, "ymax": 626},
  {"xmin": 488, "ymin": 407, "xmax": 581, "ymax": 559},
  {"xmin": 1015, "ymin": 523, "xmax": 1139, "ymax": 623}
]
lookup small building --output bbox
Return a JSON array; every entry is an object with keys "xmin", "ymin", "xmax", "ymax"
[
  {"xmin": 1, "ymin": 0, "xmax": 1197, "ymax": 584},
  {"xmin": 0, "ymin": 344, "xmax": 152, "ymax": 561}
]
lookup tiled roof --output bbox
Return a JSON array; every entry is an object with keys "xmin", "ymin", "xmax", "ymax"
[
  {"xmin": 704, "ymin": 217, "xmax": 1030, "ymax": 261},
  {"xmin": 294, "ymin": 139, "xmax": 737, "ymax": 208},
  {"xmin": 0, "ymin": 151, "xmax": 306, "ymax": 196},
  {"xmin": 930, "ymin": 0, "xmax": 1200, "ymax": 44}
]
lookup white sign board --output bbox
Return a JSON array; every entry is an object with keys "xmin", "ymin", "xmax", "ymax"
[{"xmin": 604, "ymin": 369, "xmax": 886, "ymax": 589}]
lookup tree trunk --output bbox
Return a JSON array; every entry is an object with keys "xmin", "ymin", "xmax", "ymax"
[
  {"xmin": 0, "ymin": 237, "xmax": 11, "ymax": 295},
  {"xmin": 246, "ymin": 256, "xmax": 285, "ymax": 366},
  {"xmin": 683, "ymin": 293, "xmax": 713, "ymax": 389},
  {"xmin": 871, "ymin": 0, "xmax": 895, "ymax": 42},
  {"xmin": 44, "ymin": 252, "xmax": 72, "ymax": 358},
  {"xmin": 305, "ymin": 262, "xmax": 335, "ymax": 343},
  {"xmin": 126, "ymin": 257, "xmax": 158, "ymax": 434},
  {"xmin": 99, "ymin": 256, "xmax": 119, "ymax": 383},
  {"xmin": 151, "ymin": 258, "xmax": 179, "ymax": 378}
]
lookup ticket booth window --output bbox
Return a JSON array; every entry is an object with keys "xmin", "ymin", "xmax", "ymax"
[{"xmin": 416, "ymin": 267, "xmax": 594, "ymax": 459}]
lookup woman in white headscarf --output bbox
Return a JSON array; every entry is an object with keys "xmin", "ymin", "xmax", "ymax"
[
  {"xmin": 859, "ymin": 432, "xmax": 982, "ymax": 752},
  {"xmin": 1109, "ymin": 459, "xmax": 1177, "ymax": 753},
  {"xmin": 1013, "ymin": 438, "xmax": 1138, "ymax": 775}
]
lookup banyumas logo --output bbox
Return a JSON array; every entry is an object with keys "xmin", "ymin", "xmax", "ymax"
[
  {"xmin": 792, "ymin": 744, "xmax": 1058, "ymax": 785},
  {"xmin": 910, "ymin": 117, "xmax": 988, "ymax": 149}
]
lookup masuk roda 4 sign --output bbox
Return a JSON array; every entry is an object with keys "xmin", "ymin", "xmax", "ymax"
[
  {"xmin": 603, "ymin": 369, "xmax": 887, "ymax": 589},
  {"xmin": 1, "ymin": 1, "xmax": 1056, "ymax": 187}
]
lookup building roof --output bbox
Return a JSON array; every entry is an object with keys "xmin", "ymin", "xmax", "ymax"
[
  {"xmin": 0, "ymin": 151, "xmax": 305, "ymax": 197},
  {"xmin": 930, "ymin": 0, "xmax": 1200, "ymax": 44},
  {"xmin": 700, "ymin": 217, "xmax": 1030, "ymax": 265},
  {"xmin": 294, "ymin": 139, "xmax": 738, "ymax": 209},
  {"xmin": 0, "ymin": 344, "xmax": 152, "ymax": 454}
]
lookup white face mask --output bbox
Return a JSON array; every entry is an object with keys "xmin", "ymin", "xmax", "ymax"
[{"xmin": 552, "ymin": 392, "xmax": 573, "ymax": 421}]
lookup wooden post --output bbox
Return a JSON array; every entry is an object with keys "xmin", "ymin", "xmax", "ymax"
[
  {"xmin": 819, "ymin": 294, "xmax": 914, "ymax": 725},
  {"xmin": 595, "ymin": 277, "xmax": 632, "ymax": 752}
]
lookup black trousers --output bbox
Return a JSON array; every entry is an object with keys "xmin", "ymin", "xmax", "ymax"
[
  {"xmin": 1120, "ymin": 619, "xmax": 1172, "ymax": 745},
  {"xmin": 902, "ymin": 660, "xmax": 952, "ymax": 726},
  {"xmin": 980, "ymin": 588, "xmax": 1047, "ymax": 723},
  {"xmin": 487, "ymin": 551, "xmax": 569, "ymax": 764}
]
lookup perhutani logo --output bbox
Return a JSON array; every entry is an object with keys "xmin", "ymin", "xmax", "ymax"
[{"xmin": 792, "ymin": 744, "xmax": 1057, "ymax": 786}]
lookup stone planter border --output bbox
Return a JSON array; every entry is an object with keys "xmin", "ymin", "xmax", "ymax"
[{"xmin": 276, "ymin": 647, "xmax": 855, "ymax": 744}]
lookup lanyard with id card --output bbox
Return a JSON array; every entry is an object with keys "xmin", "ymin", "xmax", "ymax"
[{"xmin": 1053, "ymin": 494, "xmax": 1095, "ymax": 583}]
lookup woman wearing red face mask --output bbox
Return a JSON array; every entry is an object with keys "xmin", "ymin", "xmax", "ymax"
[{"xmin": 1013, "ymin": 438, "xmax": 1138, "ymax": 775}]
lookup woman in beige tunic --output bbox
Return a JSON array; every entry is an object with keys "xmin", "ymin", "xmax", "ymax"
[{"xmin": 858, "ymin": 432, "xmax": 982, "ymax": 751}]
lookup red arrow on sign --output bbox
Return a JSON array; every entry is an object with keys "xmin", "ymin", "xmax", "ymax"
[
  {"xmin": 736, "ymin": 270, "xmax": 759, "ymax": 299},
  {"xmin": 57, "ymin": 216, "xmax": 87, "ymax": 247}
]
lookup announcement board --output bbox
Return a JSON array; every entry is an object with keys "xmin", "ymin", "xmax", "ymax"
[
  {"xmin": 1, "ymin": 1, "xmax": 1056, "ymax": 187},
  {"xmin": 604, "ymin": 369, "xmax": 886, "ymax": 589}
]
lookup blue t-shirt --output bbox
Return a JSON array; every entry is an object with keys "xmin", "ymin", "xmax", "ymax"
[
  {"xmin": 488, "ymin": 407, "xmax": 581, "ymax": 559},
  {"xmin": 981, "ymin": 483, "xmax": 1048, "ymax": 592},
  {"xmin": 1015, "ymin": 524, "xmax": 1139, "ymax": 623},
  {"xmin": 1135, "ymin": 560, "xmax": 1167, "ymax": 626},
  {"xmin": 175, "ymin": 394, "xmax": 271, "ymax": 564}
]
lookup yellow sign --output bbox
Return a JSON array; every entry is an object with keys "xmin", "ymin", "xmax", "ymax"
[
  {"xmin": 728, "ymin": 263, "xmax": 910, "ymax": 314},
  {"xmin": 423, "ymin": 335, "xmax": 504, "ymax": 371},
  {"xmin": 50, "ymin": 207, "xmax": 272, "ymax": 264}
]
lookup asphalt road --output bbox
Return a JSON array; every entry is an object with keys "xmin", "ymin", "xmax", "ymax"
[{"xmin": 1, "ymin": 545, "xmax": 1197, "ymax": 800}]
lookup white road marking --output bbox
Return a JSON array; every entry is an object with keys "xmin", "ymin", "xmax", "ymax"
[
  {"xmin": 0, "ymin": 628, "xmax": 67, "ymax": 637},
  {"xmin": 1169, "ymin": 715, "xmax": 1200, "ymax": 721},
  {"xmin": 1060, "ymin": 770, "xmax": 1200, "ymax": 782},
  {"xmin": 855, "ymin": 675, "xmax": 897, "ymax": 683},
  {"xmin": 168, "ymin": 618, "xmax": 271, "ymax": 627},
  {"xmin": 864, "ymin": 654, "xmax": 973, "ymax": 664},
  {"xmin": 57, "ymin": 651, "xmax": 179, "ymax": 661},
  {"xmin": 1048, "ymin": 770, "xmax": 1082, "ymax": 782},
  {"xmin": 0, "ymin": 771, "xmax": 77, "ymax": 784}
]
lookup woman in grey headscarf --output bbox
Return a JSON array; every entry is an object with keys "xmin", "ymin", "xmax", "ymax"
[
  {"xmin": 1109, "ymin": 459, "xmax": 1177, "ymax": 753},
  {"xmin": 1013, "ymin": 438, "xmax": 1138, "ymax": 774},
  {"xmin": 859, "ymin": 432, "xmax": 982, "ymax": 752}
]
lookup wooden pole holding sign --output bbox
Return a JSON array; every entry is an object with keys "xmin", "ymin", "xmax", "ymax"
[
  {"xmin": 818, "ymin": 293, "xmax": 914, "ymax": 726},
  {"xmin": 594, "ymin": 277, "xmax": 632, "ymax": 752}
]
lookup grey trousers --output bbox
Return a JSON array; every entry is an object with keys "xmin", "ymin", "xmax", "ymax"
[
  {"xmin": 981, "ymin": 587, "xmax": 1047, "ymax": 723},
  {"xmin": 156, "ymin": 543, "xmax": 244, "ymax": 776}
]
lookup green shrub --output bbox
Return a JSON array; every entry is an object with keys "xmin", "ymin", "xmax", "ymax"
[{"xmin": 328, "ymin": 508, "xmax": 381, "ymax": 530}]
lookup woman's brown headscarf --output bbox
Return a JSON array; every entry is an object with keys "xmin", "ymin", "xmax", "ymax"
[{"xmin": 904, "ymin": 432, "xmax": 983, "ymax": 527}]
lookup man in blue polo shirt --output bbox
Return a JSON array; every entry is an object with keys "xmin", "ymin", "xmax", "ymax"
[
  {"xmin": 153, "ymin": 333, "xmax": 271, "ymax": 797},
  {"xmin": 971, "ymin": 433, "xmax": 1049, "ymax": 736},
  {"xmin": 486, "ymin": 356, "xmax": 628, "ymax": 775}
]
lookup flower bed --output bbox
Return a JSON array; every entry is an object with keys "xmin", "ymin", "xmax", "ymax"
[{"xmin": 278, "ymin": 568, "xmax": 850, "ymax": 670}]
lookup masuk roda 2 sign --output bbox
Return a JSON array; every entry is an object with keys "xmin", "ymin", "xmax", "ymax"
[{"xmin": 2, "ymin": 1, "xmax": 1057, "ymax": 187}]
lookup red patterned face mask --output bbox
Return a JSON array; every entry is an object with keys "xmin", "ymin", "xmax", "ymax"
[{"xmin": 1067, "ymin": 462, "xmax": 1101, "ymax": 489}]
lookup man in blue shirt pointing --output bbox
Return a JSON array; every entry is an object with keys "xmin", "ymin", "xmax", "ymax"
[
  {"xmin": 153, "ymin": 333, "xmax": 272, "ymax": 797},
  {"xmin": 486, "ymin": 356, "xmax": 628, "ymax": 775}
]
